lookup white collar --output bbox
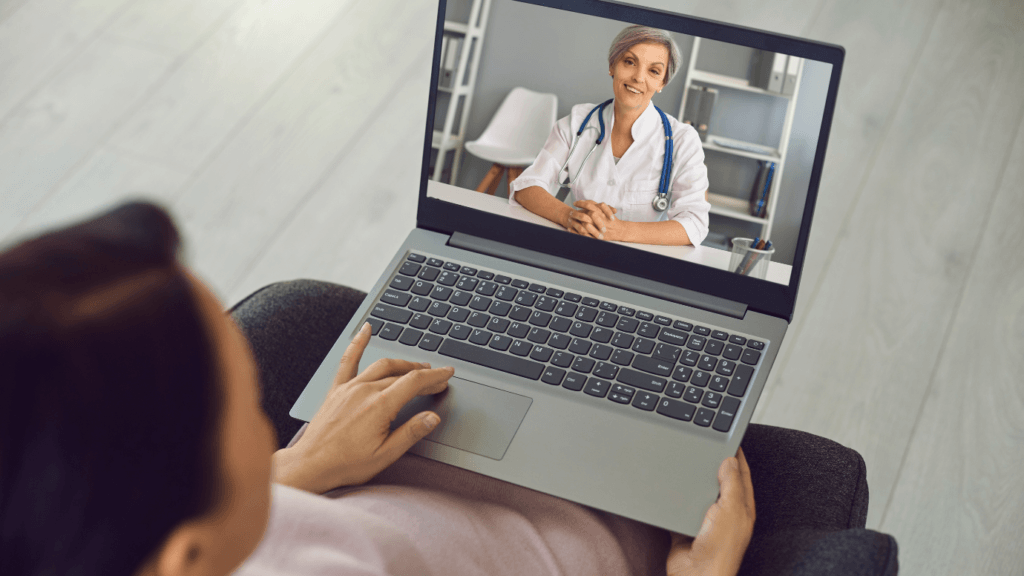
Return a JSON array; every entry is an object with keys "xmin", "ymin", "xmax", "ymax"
[{"xmin": 608, "ymin": 99, "xmax": 658, "ymax": 141}]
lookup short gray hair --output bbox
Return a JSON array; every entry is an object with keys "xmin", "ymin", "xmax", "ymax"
[{"xmin": 608, "ymin": 25, "xmax": 682, "ymax": 86}]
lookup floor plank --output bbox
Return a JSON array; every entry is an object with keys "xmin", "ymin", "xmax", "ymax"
[
  {"xmin": 168, "ymin": 0, "xmax": 436, "ymax": 302},
  {"xmin": 754, "ymin": 0, "xmax": 1024, "ymax": 533},
  {"xmin": 104, "ymin": 0, "xmax": 243, "ymax": 55},
  {"xmin": 878, "ymin": 106, "xmax": 1024, "ymax": 576},
  {"xmin": 0, "ymin": 0, "xmax": 137, "ymax": 122},
  {"xmin": 0, "ymin": 37, "xmax": 174, "ymax": 246},
  {"xmin": 106, "ymin": 0, "xmax": 357, "ymax": 173}
]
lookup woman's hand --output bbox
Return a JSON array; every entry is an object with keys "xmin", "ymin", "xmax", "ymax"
[
  {"xmin": 272, "ymin": 323, "xmax": 452, "ymax": 493},
  {"xmin": 666, "ymin": 447, "xmax": 755, "ymax": 576},
  {"xmin": 567, "ymin": 200, "xmax": 625, "ymax": 240}
]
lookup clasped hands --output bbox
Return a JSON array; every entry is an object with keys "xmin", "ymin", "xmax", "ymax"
[{"xmin": 563, "ymin": 200, "xmax": 626, "ymax": 241}]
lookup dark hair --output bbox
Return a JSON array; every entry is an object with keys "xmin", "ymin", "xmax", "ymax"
[{"xmin": 0, "ymin": 202, "xmax": 224, "ymax": 576}]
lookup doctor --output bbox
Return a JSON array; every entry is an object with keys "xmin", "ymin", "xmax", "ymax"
[{"xmin": 510, "ymin": 25, "xmax": 711, "ymax": 246}]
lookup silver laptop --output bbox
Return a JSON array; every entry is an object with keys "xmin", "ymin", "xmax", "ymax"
[{"xmin": 291, "ymin": 0, "xmax": 844, "ymax": 536}]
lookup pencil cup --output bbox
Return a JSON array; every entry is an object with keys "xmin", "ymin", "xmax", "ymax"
[{"xmin": 729, "ymin": 238, "xmax": 775, "ymax": 279}]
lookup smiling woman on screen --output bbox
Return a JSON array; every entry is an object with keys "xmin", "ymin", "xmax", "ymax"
[{"xmin": 510, "ymin": 25, "xmax": 711, "ymax": 246}]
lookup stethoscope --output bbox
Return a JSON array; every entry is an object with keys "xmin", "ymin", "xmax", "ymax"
[{"xmin": 556, "ymin": 98, "xmax": 674, "ymax": 212}]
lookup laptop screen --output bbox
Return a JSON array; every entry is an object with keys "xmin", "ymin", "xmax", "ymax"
[{"xmin": 419, "ymin": 0, "xmax": 843, "ymax": 317}]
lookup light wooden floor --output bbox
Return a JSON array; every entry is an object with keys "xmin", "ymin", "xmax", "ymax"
[{"xmin": 1, "ymin": 0, "xmax": 1021, "ymax": 572}]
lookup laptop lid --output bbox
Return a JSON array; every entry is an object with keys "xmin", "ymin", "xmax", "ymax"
[{"xmin": 416, "ymin": 0, "xmax": 844, "ymax": 322}]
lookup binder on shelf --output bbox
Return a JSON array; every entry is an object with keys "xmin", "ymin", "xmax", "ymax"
[
  {"xmin": 696, "ymin": 87, "xmax": 717, "ymax": 141},
  {"xmin": 748, "ymin": 161, "xmax": 776, "ymax": 217},
  {"xmin": 439, "ymin": 36, "xmax": 450, "ymax": 88},
  {"xmin": 783, "ymin": 56, "xmax": 800, "ymax": 96},
  {"xmin": 767, "ymin": 53, "xmax": 786, "ymax": 93},
  {"xmin": 441, "ymin": 35, "xmax": 462, "ymax": 89},
  {"xmin": 682, "ymin": 86, "xmax": 703, "ymax": 127}
]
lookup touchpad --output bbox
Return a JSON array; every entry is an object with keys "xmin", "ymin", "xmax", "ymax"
[{"xmin": 390, "ymin": 376, "xmax": 532, "ymax": 461}]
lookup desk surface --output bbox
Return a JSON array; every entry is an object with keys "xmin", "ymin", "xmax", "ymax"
[{"xmin": 427, "ymin": 182, "xmax": 792, "ymax": 285}]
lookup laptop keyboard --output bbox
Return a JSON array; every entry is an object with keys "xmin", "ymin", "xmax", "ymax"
[{"xmin": 365, "ymin": 252, "xmax": 767, "ymax": 434}]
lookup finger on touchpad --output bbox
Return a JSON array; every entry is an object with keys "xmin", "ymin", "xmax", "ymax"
[{"xmin": 390, "ymin": 376, "xmax": 532, "ymax": 461}]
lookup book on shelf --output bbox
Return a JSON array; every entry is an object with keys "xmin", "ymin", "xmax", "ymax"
[
  {"xmin": 783, "ymin": 56, "xmax": 800, "ymax": 96},
  {"xmin": 748, "ymin": 160, "xmax": 776, "ymax": 217},
  {"xmin": 440, "ymin": 35, "xmax": 462, "ymax": 89},
  {"xmin": 696, "ymin": 87, "xmax": 717, "ymax": 141},
  {"xmin": 681, "ymin": 86, "xmax": 703, "ymax": 127},
  {"xmin": 750, "ymin": 50, "xmax": 787, "ymax": 93}
]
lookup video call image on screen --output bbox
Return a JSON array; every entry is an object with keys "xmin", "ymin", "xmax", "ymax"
[{"xmin": 426, "ymin": 0, "xmax": 833, "ymax": 286}]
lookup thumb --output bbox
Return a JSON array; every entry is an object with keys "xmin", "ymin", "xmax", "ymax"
[
  {"xmin": 717, "ymin": 456, "xmax": 744, "ymax": 510},
  {"xmin": 380, "ymin": 412, "xmax": 439, "ymax": 460}
]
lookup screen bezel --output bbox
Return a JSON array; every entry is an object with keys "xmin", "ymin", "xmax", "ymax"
[{"xmin": 417, "ymin": 0, "xmax": 845, "ymax": 321}]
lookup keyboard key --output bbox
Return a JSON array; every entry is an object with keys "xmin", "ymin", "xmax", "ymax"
[
  {"xmin": 418, "ymin": 267, "xmax": 440, "ymax": 281},
  {"xmin": 563, "ymin": 292, "xmax": 582, "ymax": 302},
  {"xmin": 407, "ymin": 253, "xmax": 426, "ymax": 263},
  {"xmin": 594, "ymin": 362, "xmax": 618, "ymax": 379},
  {"xmin": 456, "ymin": 277, "xmax": 478, "ymax": 291},
  {"xmin": 484, "ymin": 316, "xmax": 509, "ymax": 333},
  {"xmin": 549, "ymin": 317, "xmax": 572, "ymax": 333},
  {"xmin": 475, "ymin": 281, "xmax": 498, "ymax": 296},
  {"xmin": 430, "ymin": 285, "xmax": 453, "ymax": 301},
  {"xmin": 399, "ymin": 261, "xmax": 421, "ymax": 276},
  {"xmin": 509, "ymin": 305, "xmax": 531, "ymax": 321},
  {"xmin": 449, "ymin": 325, "xmax": 472, "ymax": 340},
  {"xmin": 713, "ymin": 397, "xmax": 742, "ymax": 432},
  {"xmin": 549, "ymin": 333, "xmax": 571, "ymax": 349},
  {"xmin": 409, "ymin": 296, "xmax": 430, "ymax": 312},
  {"xmin": 741, "ymin": 349, "xmax": 761, "ymax": 365},
  {"xmin": 461, "ymin": 267, "xmax": 477, "ymax": 276},
  {"xmin": 589, "ymin": 344, "xmax": 612, "ymax": 360},
  {"xmin": 554, "ymin": 301, "xmax": 578, "ymax": 317},
  {"xmin": 546, "ymin": 288, "xmax": 564, "ymax": 298},
  {"xmin": 680, "ymin": 350, "xmax": 700, "ymax": 366},
  {"xmin": 716, "ymin": 360, "xmax": 735, "ymax": 376},
  {"xmin": 652, "ymin": 343, "xmax": 681, "ymax": 363},
  {"xmin": 687, "ymin": 336, "xmax": 706, "ymax": 351},
  {"xmin": 691, "ymin": 370, "xmax": 711, "ymax": 387},
  {"xmin": 617, "ymin": 368, "xmax": 666, "ymax": 393},
  {"xmin": 551, "ymin": 351, "xmax": 574, "ymax": 367},
  {"xmin": 582, "ymin": 296, "xmax": 599, "ymax": 307},
  {"xmin": 616, "ymin": 316, "xmax": 639, "ymax": 333},
  {"xmin": 410, "ymin": 313, "xmax": 432, "ymax": 330},
  {"xmin": 658, "ymin": 328, "xmax": 689, "ymax": 347},
  {"xmin": 469, "ymin": 328, "xmax": 491, "ymax": 346},
  {"xmin": 611, "ymin": 332, "xmax": 635, "ymax": 349},
  {"xmin": 542, "ymin": 367, "xmax": 566, "ymax": 386},
  {"xmin": 747, "ymin": 340, "xmax": 765, "ymax": 350},
  {"xmin": 379, "ymin": 323, "xmax": 402, "ymax": 341},
  {"xmin": 429, "ymin": 301, "xmax": 451, "ymax": 317},
  {"xmin": 562, "ymin": 372, "xmax": 587, "ymax": 391},
  {"xmin": 575, "ymin": 307, "xmax": 598, "ymax": 322},
  {"xmin": 632, "ymin": 391, "xmax": 658, "ymax": 411},
  {"xmin": 654, "ymin": 315, "xmax": 672, "ymax": 326},
  {"xmin": 366, "ymin": 317, "xmax": 384, "ymax": 335},
  {"xmin": 699, "ymin": 355, "xmax": 718, "ymax": 371},
  {"xmin": 449, "ymin": 291, "xmax": 472, "ymax": 306},
  {"xmin": 529, "ymin": 346, "xmax": 553, "ymax": 362},
  {"xmin": 637, "ymin": 322, "xmax": 660, "ymax": 338},
  {"xmin": 632, "ymin": 355, "xmax": 673, "ymax": 377},
  {"xmin": 535, "ymin": 296, "xmax": 558, "ymax": 312},
  {"xmin": 411, "ymin": 280, "xmax": 433, "ymax": 296},
  {"xmin": 705, "ymin": 340, "xmax": 725, "ymax": 356},
  {"xmin": 443, "ymin": 262, "xmax": 461, "ymax": 271},
  {"xmin": 694, "ymin": 326, "xmax": 710, "ymax": 336},
  {"xmin": 477, "ymin": 271, "xmax": 495, "ymax": 281},
  {"xmin": 390, "ymin": 275, "xmax": 413, "ymax": 291},
  {"xmin": 448, "ymin": 306, "xmax": 470, "ymax": 323},
  {"xmin": 596, "ymin": 311, "xmax": 619, "ymax": 327},
  {"xmin": 528, "ymin": 283, "xmax": 547, "ymax": 293},
  {"xmin": 611, "ymin": 349, "xmax": 634, "ymax": 366},
  {"xmin": 495, "ymin": 285, "xmax": 518, "ymax": 301},
  {"xmin": 572, "ymin": 357, "xmax": 595, "ymax": 373},
  {"xmin": 599, "ymin": 301, "xmax": 617, "ymax": 312},
  {"xmin": 489, "ymin": 334, "xmax": 513, "ymax": 351},
  {"xmin": 381, "ymin": 289, "xmax": 411, "ymax": 307},
  {"xmin": 729, "ymin": 335, "xmax": 747, "ymax": 346},
  {"xmin": 439, "ymin": 339, "xmax": 544, "ymax": 380},
  {"xmin": 657, "ymin": 398, "xmax": 695, "ymax": 421},
  {"xmin": 489, "ymin": 301, "xmax": 512, "ymax": 317},
  {"xmin": 427, "ymin": 258, "xmax": 444, "ymax": 268},
  {"xmin": 694, "ymin": 408, "xmax": 715, "ymax": 427},
  {"xmin": 673, "ymin": 365, "xmax": 693, "ymax": 382},
  {"xmin": 569, "ymin": 321, "xmax": 593, "ymax": 338},
  {"xmin": 584, "ymin": 378, "xmax": 611, "ymax": 397},
  {"xmin": 470, "ymin": 296, "xmax": 492, "ymax": 311},
  {"xmin": 727, "ymin": 365, "xmax": 754, "ymax": 397},
  {"xmin": 673, "ymin": 321, "xmax": 693, "ymax": 331},
  {"xmin": 712, "ymin": 330, "xmax": 729, "ymax": 341},
  {"xmin": 702, "ymin": 391, "xmax": 722, "ymax": 408},
  {"xmin": 568, "ymin": 338, "xmax": 592, "ymax": 355},
  {"xmin": 509, "ymin": 339, "xmax": 531, "ymax": 357},
  {"xmin": 399, "ymin": 329, "xmax": 423, "ymax": 346},
  {"xmin": 723, "ymin": 344, "xmax": 743, "ymax": 360},
  {"xmin": 609, "ymin": 391, "xmax": 633, "ymax": 404},
  {"xmin": 371, "ymin": 303, "xmax": 412, "ymax": 324},
  {"xmin": 631, "ymin": 338, "xmax": 655, "ymax": 355},
  {"xmin": 591, "ymin": 327, "xmax": 613, "ymax": 343},
  {"xmin": 511, "ymin": 279, "xmax": 529, "ymax": 289},
  {"xmin": 515, "ymin": 292, "xmax": 538, "ymax": 307},
  {"xmin": 527, "ymin": 328, "xmax": 551, "ymax": 344},
  {"xmin": 418, "ymin": 334, "xmax": 442, "ymax": 351},
  {"xmin": 529, "ymin": 311, "xmax": 552, "ymax": 327},
  {"xmin": 666, "ymin": 381, "xmax": 686, "ymax": 398},
  {"xmin": 429, "ymin": 318, "xmax": 452, "ymax": 335},
  {"xmin": 467, "ymin": 312, "xmax": 489, "ymax": 328},
  {"xmin": 507, "ymin": 322, "xmax": 529, "ymax": 338},
  {"xmin": 437, "ymin": 271, "xmax": 459, "ymax": 286}
]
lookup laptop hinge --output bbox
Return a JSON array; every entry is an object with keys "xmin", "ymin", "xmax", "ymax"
[{"xmin": 448, "ymin": 232, "xmax": 747, "ymax": 319}]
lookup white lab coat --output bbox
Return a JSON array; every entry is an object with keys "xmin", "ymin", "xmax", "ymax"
[{"xmin": 510, "ymin": 100, "xmax": 711, "ymax": 246}]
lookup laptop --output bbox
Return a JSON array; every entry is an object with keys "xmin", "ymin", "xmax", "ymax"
[{"xmin": 290, "ymin": 0, "xmax": 844, "ymax": 536}]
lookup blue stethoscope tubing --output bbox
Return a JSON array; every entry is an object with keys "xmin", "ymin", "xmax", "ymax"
[{"xmin": 556, "ymin": 98, "xmax": 674, "ymax": 212}]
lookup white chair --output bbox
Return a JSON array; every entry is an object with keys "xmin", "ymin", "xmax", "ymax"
[{"xmin": 464, "ymin": 87, "xmax": 557, "ymax": 195}]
